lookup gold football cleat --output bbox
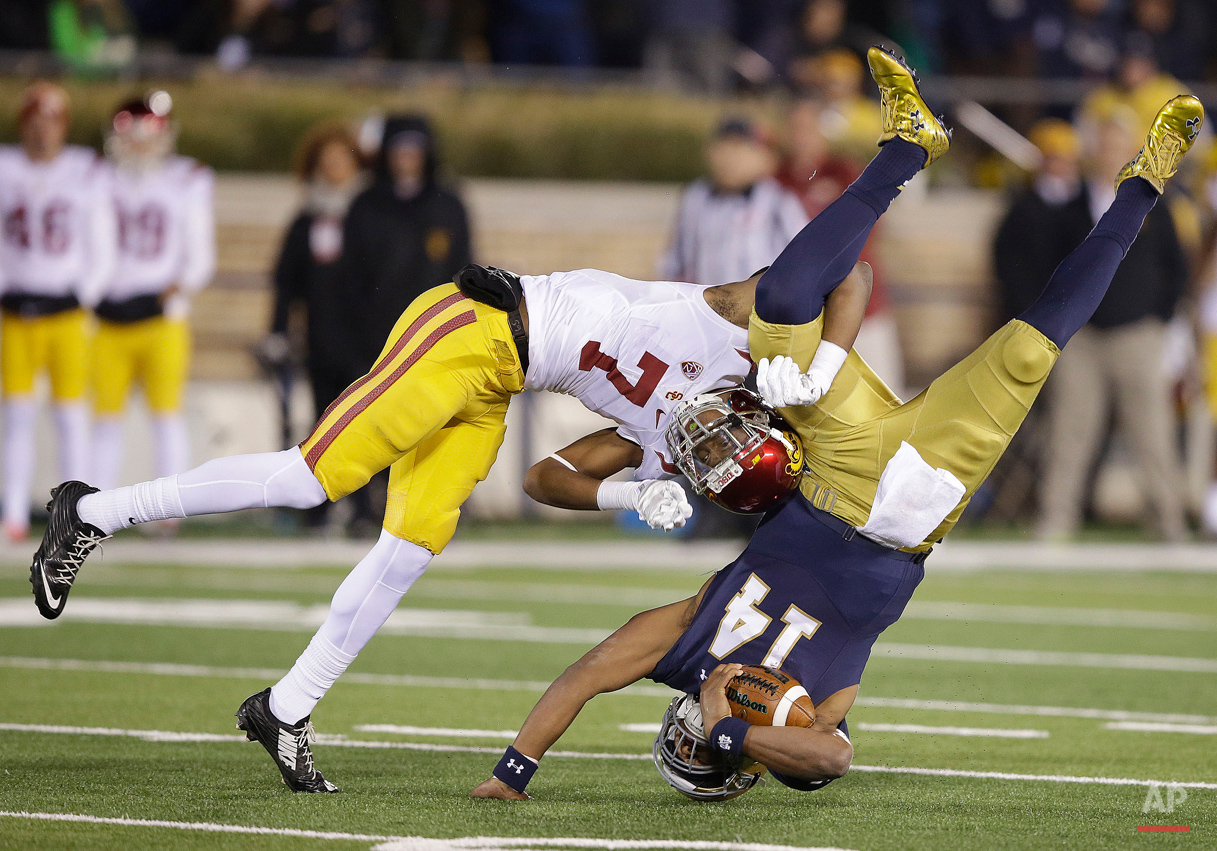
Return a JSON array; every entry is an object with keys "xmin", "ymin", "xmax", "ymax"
[
  {"xmin": 867, "ymin": 45, "xmax": 951, "ymax": 165},
  {"xmin": 1115, "ymin": 95, "xmax": 1205, "ymax": 194}
]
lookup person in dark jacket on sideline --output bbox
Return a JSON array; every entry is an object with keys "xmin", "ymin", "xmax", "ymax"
[
  {"xmin": 1030, "ymin": 107, "xmax": 1189, "ymax": 541},
  {"xmin": 266, "ymin": 123, "xmax": 368, "ymax": 531},
  {"xmin": 341, "ymin": 114, "xmax": 472, "ymax": 378}
]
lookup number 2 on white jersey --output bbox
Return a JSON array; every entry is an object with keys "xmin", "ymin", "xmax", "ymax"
[{"xmin": 709, "ymin": 573, "xmax": 821, "ymax": 667}]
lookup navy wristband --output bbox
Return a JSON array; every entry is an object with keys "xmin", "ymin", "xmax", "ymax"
[
  {"xmin": 708, "ymin": 716, "xmax": 750, "ymax": 759},
  {"xmin": 492, "ymin": 746, "xmax": 538, "ymax": 793}
]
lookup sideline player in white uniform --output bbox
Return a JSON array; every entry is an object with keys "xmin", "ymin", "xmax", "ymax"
[
  {"xmin": 0, "ymin": 82, "xmax": 116, "ymax": 540},
  {"xmin": 28, "ymin": 256, "xmax": 870, "ymax": 792},
  {"xmin": 93, "ymin": 93, "xmax": 216, "ymax": 491}
]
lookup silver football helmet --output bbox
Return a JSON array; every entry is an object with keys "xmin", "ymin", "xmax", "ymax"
[{"xmin": 652, "ymin": 693, "xmax": 765, "ymax": 801}]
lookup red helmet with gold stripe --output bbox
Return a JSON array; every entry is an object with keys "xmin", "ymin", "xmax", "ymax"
[{"xmin": 665, "ymin": 387, "xmax": 803, "ymax": 514}]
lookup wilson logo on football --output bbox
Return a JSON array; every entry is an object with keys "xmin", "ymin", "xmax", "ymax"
[{"xmin": 681, "ymin": 361, "xmax": 704, "ymax": 380}]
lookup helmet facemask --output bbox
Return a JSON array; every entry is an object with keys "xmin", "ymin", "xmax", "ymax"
[
  {"xmin": 652, "ymin": 693, "xmax": 764, "ymax": 801},
  {"xmin": 666, "ymin": 388, "xmax": 804, "ymax": 514}
]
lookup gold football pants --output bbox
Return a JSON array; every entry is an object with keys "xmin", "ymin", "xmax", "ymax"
[
  {"xmin": 0, "ymin": 308, "xmax": 89, "ymax": 401},
  {"xmin": 749, "ymin": 312, "xmax": 1060, "ymax": 551},
  {"xmin": 299, "ymin": 284, "xmax": 525, "ymax": 554},
  {"xmin": 92, "ymin": 316, "xmax": 191, "ymax": 415}
]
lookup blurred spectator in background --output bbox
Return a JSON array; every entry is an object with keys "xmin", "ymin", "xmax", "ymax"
[
  {"xmin": 939, "ymin": 0, "xmax": 1036, "ymax": 76},
  {"xmin": 266, "ymin": 123, "xmax": 366, "ymax": 531},
  {"xmin": 491, "ymin": 0, "xmax": 595, "ymax": 66},
  {"xmin": 0, "ymin": 0, "xmax": 51, "ymax": 49},
  {"xmin": 49, "ymin": 0, "xmax": 135, "ymax": 72},
  {"xmin": 660, "ymin": 116, "xmax": 807, "ymax": 285},
  {"xmin": 1030, "ymin": 0, "xmax": 1123, "ymax": 81},
  {"xmin": 0, "ymin": 83, "xmax": 115, "ymax": 540},
  {"xmin": 1036, "ymin": 107, "xmax": 1189, "ymax": 541},
  {"xmin": 92, "ymin": 92, "xmax": 216, "ymax": 503},
  {"xmin": 789, "ymin": 0, "xmax": 879, "ymax": 65},
  {"xmin": 343, "ymin": 114, "xmax": 471, "ymax": 374},
  {"xmin": 777, "ymin": 97, "xmax": 904, "ymax": 393},
  {"xmin": 994, "ymin": 119, "xmax": 1085, "ymax": 324},
  {"xmin": 790, "ymin": 47, "xmax": 882, "ymax": 165},
  {"xmin": 735, "ymin": 0, "xmax": 802, "ymax": 86},
  {"xmin": 381, "ymin": 0, "xmax": 490, "ymax": 62},
  {"xmin": 338, "ymin": 114, "xmax": 470, "ymax": 534},
  {"xmin": 645, "ymin": 0, "xmax": 736, "ymax": 93},
  {"xmin": 590, "ymin": 0, "xmax": 646, "ymax": 68},
  {"xmin": 1080, "ymin": 33, "xmax": 1188, "ymax": 135},
  {"xmin": 1196, "ymin": 145, "xmax": 1217, "ymax": 535},
  {"xmin": 1126, "ymin": 0, "xmax": 1210, "ymax": 82}
]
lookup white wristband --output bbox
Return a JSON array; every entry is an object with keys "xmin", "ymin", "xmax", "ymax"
[
  {"xmin": 596, "ymin": 480, "xmax": 645, "ymax": 512},
  {"xmin": 809, "ymin": 340, "xmax": 848, "ymax": 380}
]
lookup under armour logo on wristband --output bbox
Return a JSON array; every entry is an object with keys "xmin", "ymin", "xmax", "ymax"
[
  {"xmin": 494, "ymin": 746, "xmax": 538, "ymax": 793},
  {"xmin": 717, "ymin": 734, "xmax": 733, "ymax": 750}
]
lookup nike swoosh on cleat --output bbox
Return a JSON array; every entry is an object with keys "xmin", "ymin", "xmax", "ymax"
[
  {"xmin": 38, "ymin": 564, "xmax": 61, "ymax": 610},
  {"xmin": 278, "ymin": 729, "xmax": 297, "ymax": 770}
]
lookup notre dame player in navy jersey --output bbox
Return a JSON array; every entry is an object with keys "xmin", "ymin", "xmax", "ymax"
[{"xmin": 472, "ymin": 51, "xmax": 1203, "ymax": 801}]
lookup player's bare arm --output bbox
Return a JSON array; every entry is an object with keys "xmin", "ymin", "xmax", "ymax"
[
  {"xmin": 522, "ymin": 428, "xmax": 643, "ymax": 510},
  {"xmin": 471, "ymin": 580, "xmax": 712, "ymax": 800},
  {"xmin": 699, "ymin": 663, "xmax": 854, "ymax": 781}
]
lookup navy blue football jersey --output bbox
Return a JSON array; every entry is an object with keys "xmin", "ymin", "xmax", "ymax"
[{"xmin": 650, "ymin": 491, "xmax": 923, "ymax": 705}]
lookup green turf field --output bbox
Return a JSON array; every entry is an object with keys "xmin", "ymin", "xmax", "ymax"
[{"xmin": 0, "ymin": 544, "xmax": 1213, "ymax": 851}]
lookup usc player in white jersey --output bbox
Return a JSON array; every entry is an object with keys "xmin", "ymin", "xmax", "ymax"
[
  {"xmin": 93, "ymin": 93, "xmax": 216, "ymax": 492},
  {"xmin": 0, "ymin": 82, "xmax": 116, "ymax": 540},
  {"xmin": 29, "ymin": 253, "xmax": 869, "ymax": 792}
]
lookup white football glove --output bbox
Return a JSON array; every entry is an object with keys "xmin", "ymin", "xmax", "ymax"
[
  {"xmin": 636, "ymin": 479, "xmax": 694, "ymax": 531},
  {"xmin": 755, "ymin": 343, "xmax": 848, "ymax": 409}
]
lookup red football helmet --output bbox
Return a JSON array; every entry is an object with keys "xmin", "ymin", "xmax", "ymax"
[
  {"xmin": 665, "ymin": 387, "xmax": 804, "ymax": 514},
  {"xmin": 106, "ymin": 91, "xmax": 175, "ymax": 168}
]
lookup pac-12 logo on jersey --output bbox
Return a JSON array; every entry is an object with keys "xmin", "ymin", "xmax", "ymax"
[{"xmin": 681, "ymin": 361, "xmax": 704, "ymax": 380}]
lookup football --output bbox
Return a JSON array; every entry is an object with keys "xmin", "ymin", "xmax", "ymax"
[{"xmin": 725, "ymin": 665, "xmax": 816, "ymax": 727}]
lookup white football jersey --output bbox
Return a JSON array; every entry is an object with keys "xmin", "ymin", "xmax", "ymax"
[
  {"xmin": 522, "ymin": 269, "xmax": 751, "ymax": 480},
  {"xmin": 0, "ymin": 145, "xmax": 116, "ymax": 304},
  {"xmin": 104, "ymin": 156, "xmax": 216, "ymax": 303}
]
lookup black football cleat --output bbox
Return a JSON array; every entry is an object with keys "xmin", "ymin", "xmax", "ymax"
[
  {"xmin": 236, "ymin": 689, "xmax": 339, "ymax": 793},
  {"xmin": 30, "ymin": 481, "xmax": 108, "ymax": 620}
]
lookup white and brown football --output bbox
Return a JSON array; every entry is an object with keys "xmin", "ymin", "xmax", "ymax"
[{"xmin": 725, "ymin": 665, "xmax": 816, "ymax": 728}]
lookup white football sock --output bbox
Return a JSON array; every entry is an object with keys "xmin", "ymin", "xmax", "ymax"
[
  {"xmin": 151, "ymin": 414, "xmax": 190, "ymax": 479},
  {"xmin": 269, "ymin": 529, "xmax": 432, "ymax": 723},
  {"xmin": 53, "ymin": 402, "xmax": 90, "ymax": 482},
  {"xmin": 77, "ymin": 447, "xmax": 327, "ymax": 535},
  {"xmin": 2, "ymin": 398, "xmax": 37, "ymax": 534},
  {"xmin": 92, "ymin": 417, "xmax": 125, "ymax": 491}
]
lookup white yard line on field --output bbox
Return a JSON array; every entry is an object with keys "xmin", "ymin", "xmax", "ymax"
[
  {"xmin": 6, "ymin": 598, "xmax": 1217, "ymax": 669},
  {"xmin": 355, "ymin": 724, "xmax": 517, "ymax": 739},
  {"xmin": 901, "ymin": 601, "xmax": 1217, "ymax": 631},
  {"xmin": 2, "ymin": 723, "xmax": 1215, "ymax": 790},
  {"xmin": 67, "ymin": 570, "xmax": 1216, "ymax": 631},
  {"xmin": 0, "ymin": 655, "xmax": 675, "ymax": 696},
  {"xmin": 1105, "ymin": 721, "xmax": 1217, "ymax": 734},
  {"xmin": 0, "ymin": 813, "xmax": 859, "ymax": 851},
  {"xmin": 0, "ymin": 598, "xmax": 610, "ymax": 645},
  {"xmin": 873, "ymin": 643, "xmax": 1217, "ymax": 673},
  {"xmin": 852, "ymin": 696, "xmax": 1217, "ymax": 725},
  {"xmin": 619, "ymin": 722, "xmax": 1051, "ymax": 739},
  {"xmin": 853, "ymin": 723, "xmax": 1049, "ymax": 739},
  {"xmin": 5, "ymin": 655, "xmax": 1217, "ymax": 722},
  {"xmin": 5, "ymin": 537, "xmax": 1217, "ymax": 572}
]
